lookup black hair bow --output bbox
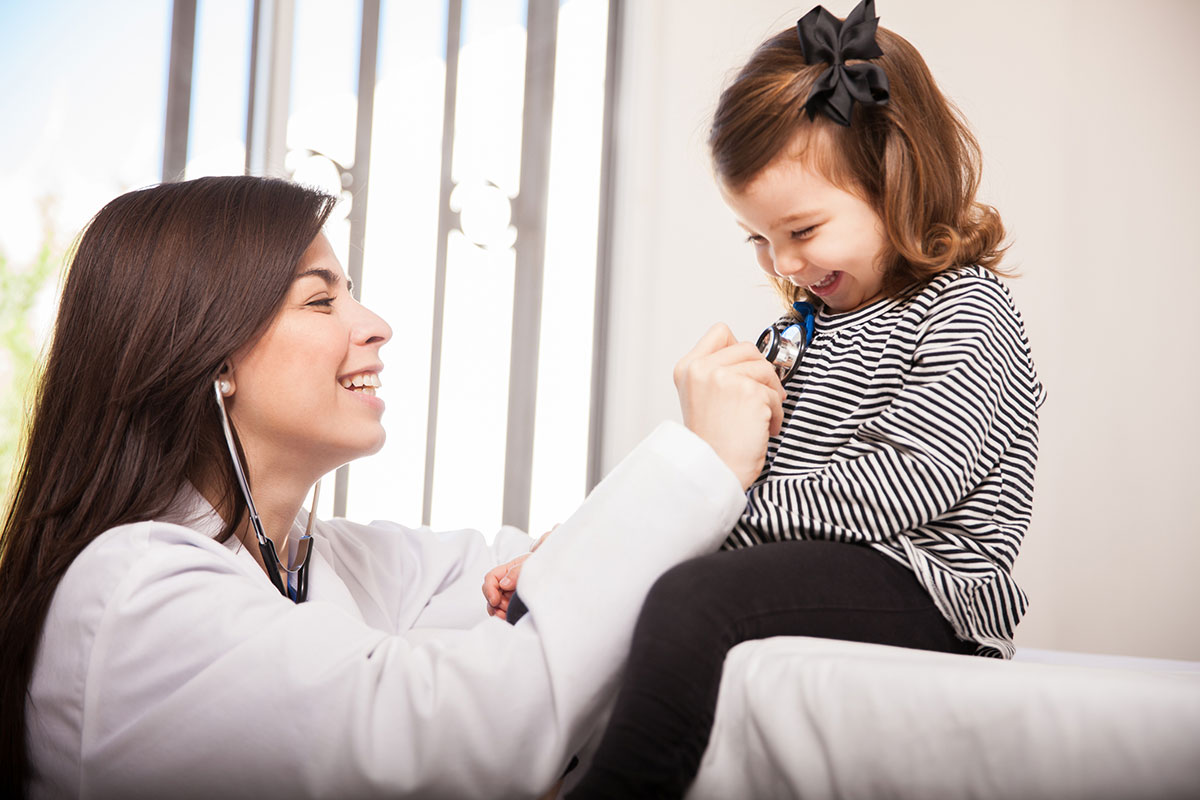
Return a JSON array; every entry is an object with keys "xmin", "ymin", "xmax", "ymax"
[{"xmin": 796, "ymin": 0, "xmax": 890, "ymax": 126}]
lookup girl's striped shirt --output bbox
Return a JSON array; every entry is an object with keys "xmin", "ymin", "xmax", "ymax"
[{"xmin": 728, "ymin": 266, "xmax": 1046, "ymax": 658}]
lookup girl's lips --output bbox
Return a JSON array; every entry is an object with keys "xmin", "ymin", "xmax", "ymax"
[{"xmin": 809, "ymin": 271, "xmax": 842, "ymax": 296}]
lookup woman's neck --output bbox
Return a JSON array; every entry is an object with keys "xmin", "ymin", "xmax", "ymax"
[{"xmin": 199, "ymin": 455, "xmax": 318, "ymax": 584}]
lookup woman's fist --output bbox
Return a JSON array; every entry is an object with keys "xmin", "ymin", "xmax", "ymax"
[{"xmin": 673, "ymin": 323, "xmax": 785, "ymax": 489}]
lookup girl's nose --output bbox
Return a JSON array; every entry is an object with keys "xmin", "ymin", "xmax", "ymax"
[{"xmin": 773, "ymin": 250, "xmax": 808, "ymax": 282}]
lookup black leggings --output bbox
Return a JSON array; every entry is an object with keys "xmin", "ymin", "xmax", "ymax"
[{"xmin": 564, "ymin": 539, "xmax": 976, "ymax": 800}]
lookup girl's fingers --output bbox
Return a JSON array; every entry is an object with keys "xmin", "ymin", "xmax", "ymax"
[
  {"xmin": 486, "ymin": 589, "xmax": 513, "ymax": 617},
  {"xmin": 482, "ymin": 565, "xmax": 508, "ymax": 606},
  {"xmin": 499, "ymin": 553, "xmax": 531, "ymax": 590}
]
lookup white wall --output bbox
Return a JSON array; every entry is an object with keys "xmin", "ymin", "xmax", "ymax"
[{"xmin": 601, "ymin": 0, "xmax": 1200, "ymax": 660}]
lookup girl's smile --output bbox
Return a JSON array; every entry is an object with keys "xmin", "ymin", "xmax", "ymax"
[{"xmin": 807, "ymin": 270, "xmax": 842, "ymax": 296}]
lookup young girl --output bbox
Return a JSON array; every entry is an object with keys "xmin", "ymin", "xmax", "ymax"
[{"xmin": 540, "ymin": 1, "xmax": 1045, "ymax": 796}]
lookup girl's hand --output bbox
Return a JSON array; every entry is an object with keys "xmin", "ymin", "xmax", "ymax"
[
  {"xmin": 483, "ymin": 553, "xmax": 530, "ymax": 620},
  {"xmin": 674, "ymin": 323, "xmax": 785, "ymax": 490},
  {"xmin": 482, "ymin": 524, "xmax": 557, "ymax": 619}
]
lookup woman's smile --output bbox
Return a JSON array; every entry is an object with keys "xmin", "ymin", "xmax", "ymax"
[
  {"xmin": 338, "ymin": 369, "xmax": 386, "ymax": 411},
  {"xmin": 227, "ymin": 233, "xmax": 393, "ymax": 473}
]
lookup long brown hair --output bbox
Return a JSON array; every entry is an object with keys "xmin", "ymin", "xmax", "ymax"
[
  {"xmin": 0, "ymin": 175, "xmax": 336, "ymax": 794},
  {"xmin": 709, "ymin": 21, "xmax": 1007, "ymax": 307}
]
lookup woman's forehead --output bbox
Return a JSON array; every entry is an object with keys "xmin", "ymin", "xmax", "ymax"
[{"xmin": 294, "ymin": 234, "xmax": 350, "ymax": 288}]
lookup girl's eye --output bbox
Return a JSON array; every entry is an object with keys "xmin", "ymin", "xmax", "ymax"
[
  {"xmin": 791, "ymin": 226, "xmax": 816, "ymax": 240},
  {"xmin": 745, "ymin": 234, "xmax": 767, "ymax": 245}
]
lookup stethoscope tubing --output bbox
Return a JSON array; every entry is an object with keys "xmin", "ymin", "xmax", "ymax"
[{"xmin": 213, "ymin": 380, "xmax": 312, "ymax": 602}]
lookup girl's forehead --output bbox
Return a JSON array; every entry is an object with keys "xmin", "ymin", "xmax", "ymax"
[
  {"xmin": 776, "ymin": 127, "xmax": 845, "ymax": 185},
  {"xmin": 741, "ymin": 152, "xmax": 837, "ymax": 205},
  {"xmin": 755, "ymin": 127, "xmax": 870, "ymax": 208}
]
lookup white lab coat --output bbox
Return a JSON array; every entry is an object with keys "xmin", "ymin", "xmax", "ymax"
[{"xmin": 27, "ymin": 422, "xmax": 745, "ymax": 799}]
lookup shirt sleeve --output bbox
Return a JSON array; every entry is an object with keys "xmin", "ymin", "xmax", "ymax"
[
  {"xmin": 73, "ymin": 422, "xmax": 746, "ymax": 799},
  {"xmin": 750, "ymin": 276, "xmax": 1044, "ymax": 545}
]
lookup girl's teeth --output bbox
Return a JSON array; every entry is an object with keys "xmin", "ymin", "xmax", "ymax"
[{"xmin": 811, "ymin": 273, "xmax": 837, "ymax": 289}]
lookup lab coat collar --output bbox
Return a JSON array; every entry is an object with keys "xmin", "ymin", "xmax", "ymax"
[
  {"xmin": 164, "ymin": 483, "xmax": 304, "ymax": 565},
  {"xmin": 160, "ymin": 485, "xmax": 365, "ymax": 620}
]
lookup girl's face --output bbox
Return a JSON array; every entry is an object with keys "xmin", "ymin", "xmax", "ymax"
[
  {"xmin": 720, "ymin": 137, "xmax": 888, "ymax": 313},
  {"xmin": 226, "ymin": 233, "xmax": 392, "ymax": 479}
]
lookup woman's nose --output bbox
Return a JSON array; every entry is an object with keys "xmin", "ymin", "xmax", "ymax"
[{"xmin": 353, "ymin": 302, "xmax": 392, "ymax": 347}]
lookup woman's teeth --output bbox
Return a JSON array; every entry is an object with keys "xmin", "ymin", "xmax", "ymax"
[{"xmin": 339, "ymin": 372, "xmax": 381, "ymax": 396}]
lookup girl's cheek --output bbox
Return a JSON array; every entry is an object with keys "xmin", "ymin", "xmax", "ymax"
[{"xmin": 755, "ymin": 249, "xmax": 775, "ymax": 275}]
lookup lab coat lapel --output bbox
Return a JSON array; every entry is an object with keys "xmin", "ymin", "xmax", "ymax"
[{"xmin": 300, "ymin": 541, "xmax": 368, "ymax": 621}]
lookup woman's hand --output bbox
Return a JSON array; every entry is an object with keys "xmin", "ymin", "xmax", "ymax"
[{"xmin": 674, "ymin": 323, "xmax": 785, "ymax": 490}]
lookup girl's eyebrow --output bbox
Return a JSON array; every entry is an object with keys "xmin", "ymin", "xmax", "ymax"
[
  {"xmin": 737, "ymin": 211, "xmax": 817, "ymax": 235},
  {"xmin": 296, "ymin": 268, "xmax": 353, "ymax": 294},
  {"xmin": 769, "ymin": 211, "xmax": 818, "ymax": 229}
]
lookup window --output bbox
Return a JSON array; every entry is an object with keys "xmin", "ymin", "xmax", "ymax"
[
  {"xmin": 0, "ymin": 0, "xmax": 619, "ymax": 540},
  {"xmin": 0, "ymin": 0, "xmax": 171, "ymax": 496}
]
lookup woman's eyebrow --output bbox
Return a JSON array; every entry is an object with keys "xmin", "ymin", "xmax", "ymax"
[{"xmin": 296, "ymin": 268, "xmax": 352, "ymax": 293}]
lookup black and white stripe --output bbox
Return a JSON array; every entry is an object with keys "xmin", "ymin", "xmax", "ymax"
[{"xmin": 728, "ymin": 266, "xmax": 1046, "ymax": 658}]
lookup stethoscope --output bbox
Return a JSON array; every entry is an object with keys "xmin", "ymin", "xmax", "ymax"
[
  {"xmin": 213, "ymin": 380, "xmax": 314, "ymax": 602},
  {"xmin": 756, "ymin": 301, "xmax": 816, "ymax": 382}
]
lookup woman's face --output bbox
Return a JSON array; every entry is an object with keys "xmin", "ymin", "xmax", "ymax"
[
  {"xmin": 719, "ymin": 133, "xmax": 888, "ymax": 313},
  {"xmin": 226, "ymin": 233, "xmax": 392, "ymax": 478}
]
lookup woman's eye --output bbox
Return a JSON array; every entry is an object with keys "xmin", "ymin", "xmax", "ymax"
[{"xmin": 307, "ymin": 296, "xmax": 335, "ymax": 308}]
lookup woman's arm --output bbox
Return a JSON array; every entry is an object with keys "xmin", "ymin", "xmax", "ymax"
[{"xmin": 62, "ymin": 424, "xmax": 745, "ymax": 799}]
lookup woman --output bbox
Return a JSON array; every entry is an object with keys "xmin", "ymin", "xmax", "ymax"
[{"xmin": 0, "ymin": 175, "xmax": 783, "ymax": 798}]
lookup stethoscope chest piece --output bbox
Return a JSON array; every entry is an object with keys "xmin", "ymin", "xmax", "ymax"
[{"xmin": 756, "ymin": 301, "xmax": 816, "ymax": 383}]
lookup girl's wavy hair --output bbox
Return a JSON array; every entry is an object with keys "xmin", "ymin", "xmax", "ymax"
[
  {"xmin": 709, "ymin": 22, "xmax": 1008, "ymax": 308},
  {"xmin": 0, "ymin": 175, "xmax": 337, "ymax": 796}
]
